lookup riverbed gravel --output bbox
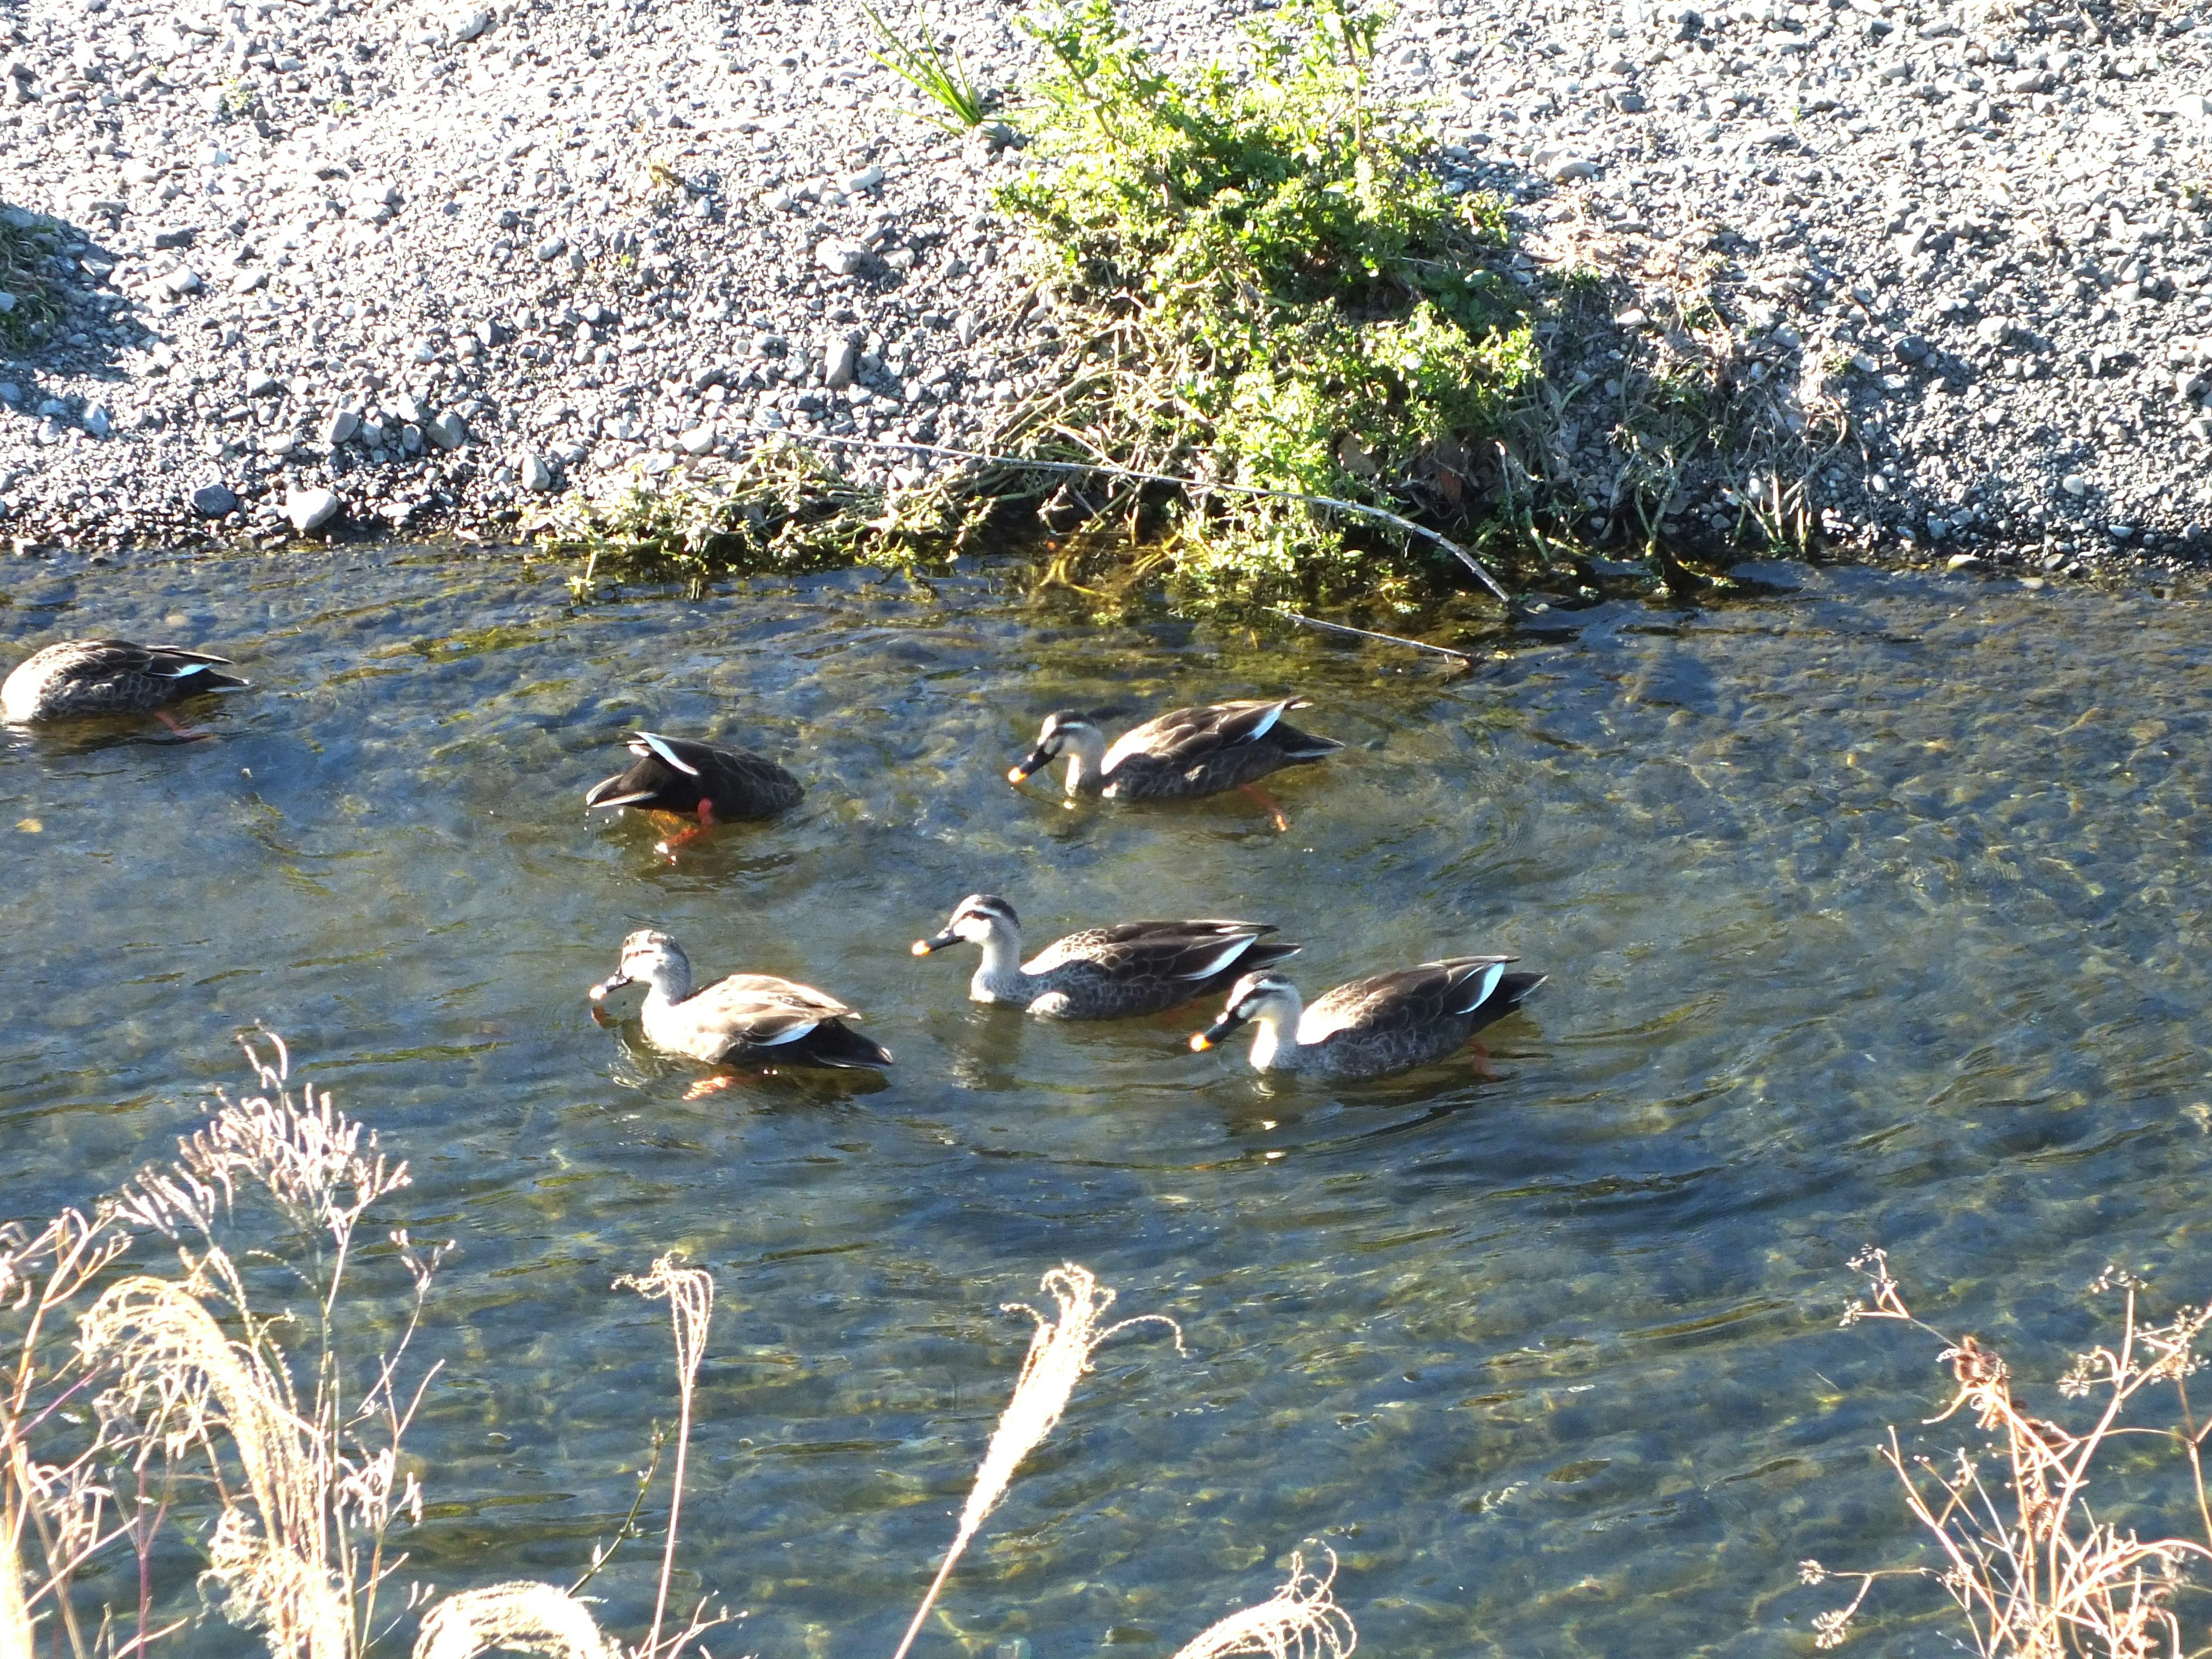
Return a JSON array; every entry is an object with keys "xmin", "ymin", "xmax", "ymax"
[{"xmin": 1, "ymin": 0, "xmax": 2208, "ymax": 577}]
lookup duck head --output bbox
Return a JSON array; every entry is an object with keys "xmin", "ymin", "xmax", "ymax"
[
  {"xmin": 1006, "ymin": 709, "xmax": 1117, "ymax": 787},
  {"xmin": 912, "ymin": 893, "xmax": 1019, "ymax": 955},
  {"xmin": 590, "ymin": 928, "xmax": 695, "ymax": 1002},
  {"xmin": 1191, "ymin": 969, "xmax": 1301, "ymax": 1050}
]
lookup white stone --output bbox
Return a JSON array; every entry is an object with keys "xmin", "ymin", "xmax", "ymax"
[
  {"xmin": 815, "ymin": 240, "xmax": 866, "ymax": 276},
  {"xmin": 517, "ymin": 450, "xmax": 554, "ymax": 491},
  {"xmin": 824, "ymin": 338, "xmax": 859, "ymax": 389},
  {"xmin": 286, "ymin": 486, "xmax": 339, "ymax": 531},
  {"xmin": 2061, "ymin": 474, "xmax": 2090, "ymax": 497},
  {"xmin": 449, "ymin": 6, "xmax": 492, "ymax": 41},
  {"xmin": 391, "ymin": 392, "xmax": 427, "ymax": 425},
  {"xmin": 162, "ymin": 266, "xmax": 202, "ymax": 296},
  {"xmin": 677, "ymin": 425, "xmax": 715, "ymax": 456},
  {"xmin": 844, "ymin": 163, "xmax": 885, "ymax": 194},
  {"xmin": 321, "ymin": 408, "xmax": 359, "ymax": 445},
  {"xmin": 84, "ymin": 406, "xmax": 112, "ymax": 438},
  {"xmin": 426, "ymin": 409, "xmax": 468, "ymax": 450},
  {"xmin": 535, "ymin": 234, "xmax": 566, "ymax": 262}
]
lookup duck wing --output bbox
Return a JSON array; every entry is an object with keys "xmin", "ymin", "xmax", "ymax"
[
  {"xmin": 84, "ymin": 640, "xmax": 247, "ymax": 688},
  {"xmin": 1298, "ymin": 956, "xmax": 1521, "ymax": 1044},
  {"xmin": 1098, "ymin": 701, "xmax": 1290, "ymax": 771},
  {"xmin": 1023, "ymin": 919, "xmax": 1288, "ymax": 983},
  {"xmin": 688, "ymin": 973, "xmax": 859, "ymax": 1054}
]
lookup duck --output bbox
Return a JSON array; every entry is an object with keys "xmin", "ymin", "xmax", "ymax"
[
  {"xmin": 1, "ymin": 639, "xmax": 248, "ymax": 728},
  {"xmin": 589, "ymin": 929, "xmax": 891, "ymax": 1071},
  {"xmin": 911, "ymin": 893, "xmax": 1301, "ymax": 1019},
  {"xmin": 1190, "ymin": 956, "xmax": 1545, "ymax": 1081},
  {"xmin": 1006, "ymin": 700, "xmax": 1342, "ymax": 827},
  {"xmin": 584, "ymin": 732, "xmax": 802, "ymax": 850}
]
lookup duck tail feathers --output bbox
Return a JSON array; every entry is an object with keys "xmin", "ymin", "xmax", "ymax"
[{"xmin": 809, "ymin": 1022, "xmax": 895, "ymax": 1068}]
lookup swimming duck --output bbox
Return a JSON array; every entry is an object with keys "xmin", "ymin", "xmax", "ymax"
[
  {"xmin": 584, "ymin": 732, "xmax": 802, "ymax": 849},
  {"xmin": 1006, "ymin": 700, "xmax": 1342, "ymax": 827},
  {"xmin": 589, "ymin": 929, "xmax": 891, "ymax": 1070},
  {"xmin": 1191, "ymin": 956, "xmax": 1545, "ymax": 1081},
  {"xmin": 911, "ymin": 893, "xmax": 1301, "ymax": 1019},
  {"xmin": 1, "ymin": 639, "xmax": 248, "ymax": 727}
]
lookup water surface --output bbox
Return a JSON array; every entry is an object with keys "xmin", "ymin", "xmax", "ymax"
[{"xmin": 7, "ymin": 550, "xmax": 2212, "ymax": 1659}]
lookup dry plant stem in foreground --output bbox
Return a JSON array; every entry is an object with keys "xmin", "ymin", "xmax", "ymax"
[
  {"xmin": 889, "ymin": 1264, "xmax": 1184, "ymax": 1659},
  {"xmin": 611, "ymin": 1255, "xmax": 715, "ymax": 1659},
  {"xmin": 1168, "ymin": 1551, "xmax": 1356, "ymax": 1659},
  {"xmin": 1806, "ymin": 1249, "xmax": 2212, "ymax": 1658},
  {"xmin": 84, "ymin": 1033, "xmax": 441, "ymax": 1659}
]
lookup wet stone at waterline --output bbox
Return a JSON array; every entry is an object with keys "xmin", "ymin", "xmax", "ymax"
[{"xmin": 6, "ymin": 551, "xmax": 2212, "ymax": 1659}]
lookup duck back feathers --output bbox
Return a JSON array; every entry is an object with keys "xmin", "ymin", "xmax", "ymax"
[{"xmin": 2, "ymin": 639, "xmax": 248, "ymax": 723}]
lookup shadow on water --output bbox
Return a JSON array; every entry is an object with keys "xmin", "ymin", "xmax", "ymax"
[{"xmin": 8, "ymin": 547, "xmax": 2212, "ymax": 1658}]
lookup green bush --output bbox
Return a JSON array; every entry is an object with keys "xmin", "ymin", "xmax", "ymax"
[{"xmin": 999, "ymin": 0, "xmax": 1536, "ymax": 603}]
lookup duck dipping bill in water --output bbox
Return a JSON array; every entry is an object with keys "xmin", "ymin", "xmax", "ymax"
[
  {"xmin": 1190, "ymin": 957, "xmax": 1546, "ymax": 1081},
  {"xmin": 911, "ymin": 893, "xmax": 1301, "ymax": 1019},
  {"xmin": 584, "ymin": 731, "xmax": 803, "ymax": 851},
  {"xmin": 1006, "ymin": 700, "xmax": 1343, "ymax": 828},
  {"xmin": 589, "ymin": 929, "xmax": 892, "ymax": 1080},
  {"xmin": 1, "ymin": 639, "xmax": 248, "ymax": 729}
]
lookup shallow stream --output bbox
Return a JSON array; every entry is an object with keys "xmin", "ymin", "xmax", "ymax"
[{"xmin": 8, "ymin": 550, "xmax": 2212, "ymax": 1659}]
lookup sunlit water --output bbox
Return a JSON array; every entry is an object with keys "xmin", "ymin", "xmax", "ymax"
[{"xmin": 9, "ymin": 549, "xmax": 2212, "ymax": 1659}]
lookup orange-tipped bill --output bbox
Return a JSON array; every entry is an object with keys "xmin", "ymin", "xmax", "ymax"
[{"xmin": 1006, "ymin": 745, "xmax": 1052, "ymax": 787}]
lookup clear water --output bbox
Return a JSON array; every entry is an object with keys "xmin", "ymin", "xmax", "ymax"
[{"xmin": 9, "ymin": 549, "xmax": 2212, "ymax": 1659}]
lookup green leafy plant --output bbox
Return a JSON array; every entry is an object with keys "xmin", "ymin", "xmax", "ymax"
[
  {"xmin": 0, "ymin": 209, "xmax": 65, "ymax": 349},
  {"xmin": 993, "ymin": 0, "xmax": 1536, "ymax": 605},
  {"xmin": 859, "ymin": 0, "xmax": 990, "ymax": 131}
]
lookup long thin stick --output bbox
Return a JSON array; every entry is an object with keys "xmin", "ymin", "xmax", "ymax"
[
  {"xmin": 1264, "ymin": 607, "xmax": 1472, "ymax": 662},
  {"xmin": 712, "ymin": 425, "xmax": 1518, "ymax": 607}
]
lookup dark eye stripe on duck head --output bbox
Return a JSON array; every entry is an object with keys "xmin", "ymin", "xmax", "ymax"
[
  {"xmin": 1233, "ymin": 972, "xmax": 1297, "ymax": 1014},
  {"xmin": 955, "ymin": 894, "xmax": 1018, "ymax": 929}
]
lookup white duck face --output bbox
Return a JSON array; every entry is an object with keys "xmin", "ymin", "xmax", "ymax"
[
  {"xmin": 1007, "ymin": 711, "xmax": 1108, "ymax": 786},
  {"xmin": 590, "ymin": 928, "xmax": 694, "ymax": 1002},
  {"xmin": 911, "ymin": 894, "xmax": 1020, "ymax": 955},
  {"xmin": 1191, "ymin": 970, "xmax": 1302, "ymax": 1051}
]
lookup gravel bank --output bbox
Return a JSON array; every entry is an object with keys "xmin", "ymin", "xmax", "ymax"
[{"xmin": 2, "ymin": 0, "xmax": 2209, "ymax": 575}]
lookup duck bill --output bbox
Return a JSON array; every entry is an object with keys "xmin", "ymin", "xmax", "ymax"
[
  {"xmin": 1190, "ymin": 1013, "xmax": 1246, "ymax": 1052},
  {"xmin": 1006, "ymin": 747, "xmax": 1053, "ymax": 786},
  {"xmin": 588, "ymin": 971, "xmax": 635, "ymax": 1002},
  {"xmin": 911, "ymin": 930, "xmax": 959, "ymax": 956}
]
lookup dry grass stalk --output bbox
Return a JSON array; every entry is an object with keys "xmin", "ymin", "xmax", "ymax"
[
  {"xmin": 1807, "ymin": 1249, "xmax": 2212, "ymax": 1657},
  {"xmin": 2, "ymin": 1205, "xmax": 143, "ymax": 1659},
  {"xmin": 611, "ymin": 1255, "xmax": 715, "ymax": 1658},
  {"xmin": 890, "ymin": 1264, "xmax": 1183, "ymax": 1659},
  {"xmin": 82, "ymin": 1274, "xmax": 353, "ymax": 1659},
  {"xmin": 1168, "ymin": 1551, "xmax": 1355, "ymax": 1659},
  {"xmin": 78, "ymin": 1035, "xmax": 438, "ymax": 1659},
  {"xmin": 410, "ymin": 1582, "xmax": 616, "ymax": 1659}
]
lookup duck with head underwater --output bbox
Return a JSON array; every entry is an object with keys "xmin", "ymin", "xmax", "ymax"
[
  {"xmin": 2, "ymin": 639, "xmax": 248, "ymax": 733},
  {"xmin": 584, "ymin": 730, "xmax": 803, "ymax": 854}
]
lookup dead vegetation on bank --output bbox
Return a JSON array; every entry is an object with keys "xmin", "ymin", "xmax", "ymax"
[{"xmin": 1, "ymin": 1036, "xmax": 1353, "ymax": 1659}]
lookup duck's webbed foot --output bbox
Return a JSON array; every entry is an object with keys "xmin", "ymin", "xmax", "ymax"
[
  {"xmin": 653, "ymin": 801, "xmax": 718, "ymax": 861},
  {"xmin": 683, "ymin": 1074, "xmax": 736, "ymax": 1100},
  {"xmin": 1239, "ymin": 782, "xmax": 1289, "ymax": 832},
  {"xmin": 154, "ymin": 709, "xmax": 215, "ymax": 741}
]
